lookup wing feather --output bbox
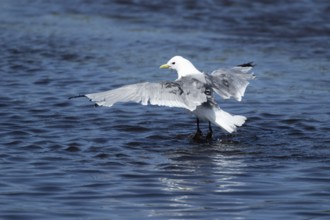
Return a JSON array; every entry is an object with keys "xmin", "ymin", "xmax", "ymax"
[
  {"xmin": 84, "ymin": 79, "xmax": 208, "ymax": 111},
  {"xmin": 207, "ymin": 65, "xmax": 255, "ymax": 101}
]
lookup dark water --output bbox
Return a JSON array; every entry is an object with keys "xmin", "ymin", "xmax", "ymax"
[{"xmin": 1, "ymin": 0, "xmax": 330, "ymax": 219}]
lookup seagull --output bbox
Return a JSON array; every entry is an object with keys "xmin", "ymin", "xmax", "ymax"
[{"xmin": 70, "ymin": 56, "xmax": 255, "ymax": 139}]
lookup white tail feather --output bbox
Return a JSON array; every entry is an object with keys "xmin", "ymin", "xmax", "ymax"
[
  {"xmin": 213, "ymin": 108, "xmax": 246, "ymax": 133},
  {"xmin": 194, "ymin": 106, "xmax": 247, "ymax": 133}
]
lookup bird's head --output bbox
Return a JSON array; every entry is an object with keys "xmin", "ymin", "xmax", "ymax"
[{"xmin": 160, "ymin": 56, "xmax": 201, "ymax": 79}]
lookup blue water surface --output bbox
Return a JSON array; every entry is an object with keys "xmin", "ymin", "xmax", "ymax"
[{"xmin": 0, "ymin": 1, "xmax": 330, "ymax": 219}]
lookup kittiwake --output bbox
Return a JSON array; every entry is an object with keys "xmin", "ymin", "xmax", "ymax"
[{"xmin": 70, "ymin": 56, "xmax": 255, "ymax": 139}]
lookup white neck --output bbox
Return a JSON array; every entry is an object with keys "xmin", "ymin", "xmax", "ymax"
[{"xmin": 176, "ymin": 60, "xmax": 202, "ymax": 79}]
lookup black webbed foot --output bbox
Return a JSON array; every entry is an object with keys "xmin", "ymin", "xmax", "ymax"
[
  {"xmin": 193, "ymin": 129, "xmax": 203, "ymax": 141},
  {"xmin": 206, "ymin": 131, "xmax": 213, "ymax": 140}
]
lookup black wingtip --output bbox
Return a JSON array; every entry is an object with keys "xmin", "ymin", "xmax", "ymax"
[
  {"xmin": 68, "ymin": 94, "xmax": 86, "ymax": 100},
  {"xmin": 237, "ymin": 62, "xmax": 256, "ymax": 67}
]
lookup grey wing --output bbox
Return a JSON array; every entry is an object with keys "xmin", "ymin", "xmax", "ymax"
[
  {"xmin": 84, "ymin": 81, "xmax": 207, "ymax": 111},
  {"xmin": 207, "ymin": 64, "xmax": 255, "ymax": 101}
]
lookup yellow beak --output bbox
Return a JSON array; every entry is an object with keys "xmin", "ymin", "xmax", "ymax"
[{"xmin": 159, "ymin": 64, "xmax": 170, "ymax": 69}]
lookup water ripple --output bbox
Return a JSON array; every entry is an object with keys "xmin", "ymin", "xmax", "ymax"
[{"xmin": 0, "ymin": 0, "xmax": 330, "ymax": 219}]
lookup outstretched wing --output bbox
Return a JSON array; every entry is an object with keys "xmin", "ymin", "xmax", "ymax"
[
  {"xmin": 206, "ymin": 62, "xmax": 255, "ymax": 101},
  {"xmin": 80, "ymin": 78, "xmax": 208, "ymax": 111}
]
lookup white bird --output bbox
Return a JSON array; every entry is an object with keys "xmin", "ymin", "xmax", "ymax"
[{"xmin": 71, "ymin": 56, "xmax": 255, "ymax": 139}]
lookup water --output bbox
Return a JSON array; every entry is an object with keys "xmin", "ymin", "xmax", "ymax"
[{"xmin": 1, "ymin": 0, "xmax": 330, "ymax": 219}]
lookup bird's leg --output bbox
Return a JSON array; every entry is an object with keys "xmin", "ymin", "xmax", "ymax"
[
  {"xmin": 206, "ymin": 121, "xmax": 213, "ymax": 140},
  {"xmin": 193, "ymin": 118, "xmax": 203, "ymax": 140}
]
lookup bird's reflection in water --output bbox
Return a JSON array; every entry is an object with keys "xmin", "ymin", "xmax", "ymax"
[{"xmin": 156, "ymin": 142, "xmax": 247, "ymax": 213}]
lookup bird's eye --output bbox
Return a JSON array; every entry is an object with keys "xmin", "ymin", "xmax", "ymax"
[{"xmin": 172, "ymin": 62, "xmax": 175, "ymax": 65}]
